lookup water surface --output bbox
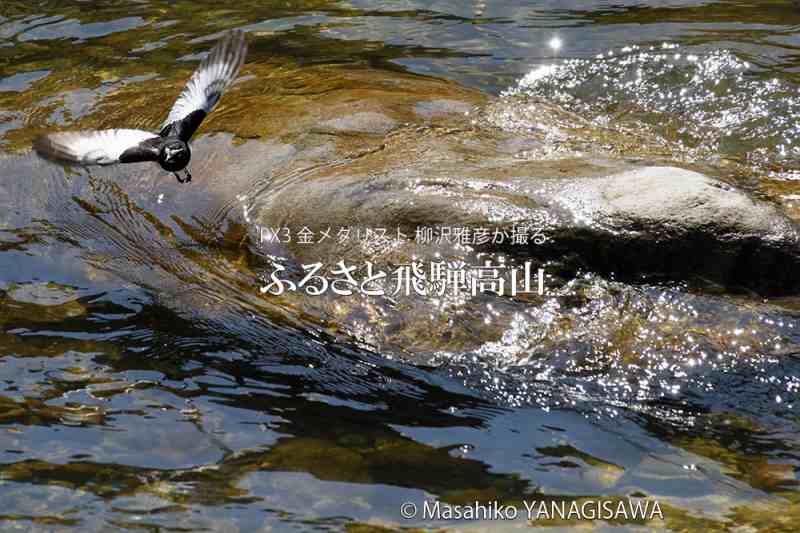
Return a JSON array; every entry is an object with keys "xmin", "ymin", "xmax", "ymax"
[{"xmin": 1, "ymin": 1, "xmax": 799, "ymax": 531}]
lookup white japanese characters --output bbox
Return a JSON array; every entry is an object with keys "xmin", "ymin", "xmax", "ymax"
[
  {"xmin": 260, "ymin": 260, "xmax": 545, "ymax": 297},
  {"xmin": 255, "ymin": 224, "xmax": 549, "ymax": 246}
]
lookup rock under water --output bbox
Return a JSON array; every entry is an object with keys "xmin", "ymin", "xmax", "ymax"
[
  {"xmin": 3, "ymin": 63, "xmax": 800, "ymax": 363},
  {"xmin": 248, "ymin": 98, "xmax": 800, "ymax": 295}
]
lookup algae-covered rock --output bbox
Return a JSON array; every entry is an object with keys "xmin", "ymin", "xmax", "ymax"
[{"xmin": 1, "ymin": 282, "xmax": 88, "ymax": 323}]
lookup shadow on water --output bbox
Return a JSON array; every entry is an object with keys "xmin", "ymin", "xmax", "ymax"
[{"xmin": 1, "ymin": 0, "xmax": 800, "ymax": 531}]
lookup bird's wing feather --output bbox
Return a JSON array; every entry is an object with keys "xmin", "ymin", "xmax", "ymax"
[
  {"xmin": 160, "ymin": 30, "xmax": 247, "ymax": 141},
  {"xmin": 34, "ymin": 129, "xmax": 160, "ymax": 166}
]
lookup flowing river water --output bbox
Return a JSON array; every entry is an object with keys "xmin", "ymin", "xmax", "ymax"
[{"xmin": 1, "ymin": 1, "xmax": 800, "ymax": 531}]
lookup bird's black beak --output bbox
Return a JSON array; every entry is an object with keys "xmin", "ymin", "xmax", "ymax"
[{"xmin": 174, "ymin": 169, "xmax": 192, "ymax": 184}]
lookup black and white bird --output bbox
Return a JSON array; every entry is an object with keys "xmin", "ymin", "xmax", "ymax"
[{"xmin": 34, "ymin": 30, "xmax": 248, "ymax": 184}]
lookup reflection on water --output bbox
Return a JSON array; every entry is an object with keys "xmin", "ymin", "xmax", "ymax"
[
  {"xmin": 1, "ymin": 0, "xmax": 800, "ymax": 531},
  {"xmin": 507, "ymin": 45, "xmax": 800, "ymax": 183}
]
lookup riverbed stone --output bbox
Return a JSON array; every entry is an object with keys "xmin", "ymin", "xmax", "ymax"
[
  {"xmin": 248, "ymin": 104, "xmax": 800, "ymax": 294},
  {"xmin": 4, "ymin": 62, "xmax": 800, "ymax": 298}
]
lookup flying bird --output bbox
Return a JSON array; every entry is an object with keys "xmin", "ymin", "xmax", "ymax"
[{"xmin": 33, "ymin": 30, "xmax": 248, "ymax": 184}]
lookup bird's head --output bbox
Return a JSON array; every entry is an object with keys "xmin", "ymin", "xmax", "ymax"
[{"xmin": 158, "ymin": 139, "xmax": 190, "ymax": 171}]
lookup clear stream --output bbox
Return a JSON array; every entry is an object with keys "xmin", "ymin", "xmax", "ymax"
[{"xmin": 1, "ymin": 1, "xmax": 800, "ymax": 531}]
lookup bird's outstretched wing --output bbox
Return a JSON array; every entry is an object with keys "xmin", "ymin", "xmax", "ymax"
[
  {"xmin": 160, "ymin": 30, "xmax": 247, "ymax": 142},
  {"xmin": 34, "ymin": 129, "xmax": 162, "ymax": 166}
]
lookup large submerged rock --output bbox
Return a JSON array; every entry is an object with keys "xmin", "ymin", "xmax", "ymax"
[
  {"xmin": 7, "ymin": 61, "xmax": 799, "ymax": 294},
  {"xmin": 3, "ymin": 60, "xmax": 800, "ymax": 358},
  {"xmin": 249, "ymin": 95, "xmax": 800, "ymax": 295},
  {"xmin": 4, "ymin": 58, "xmax": 800, "ymax": 299}
]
